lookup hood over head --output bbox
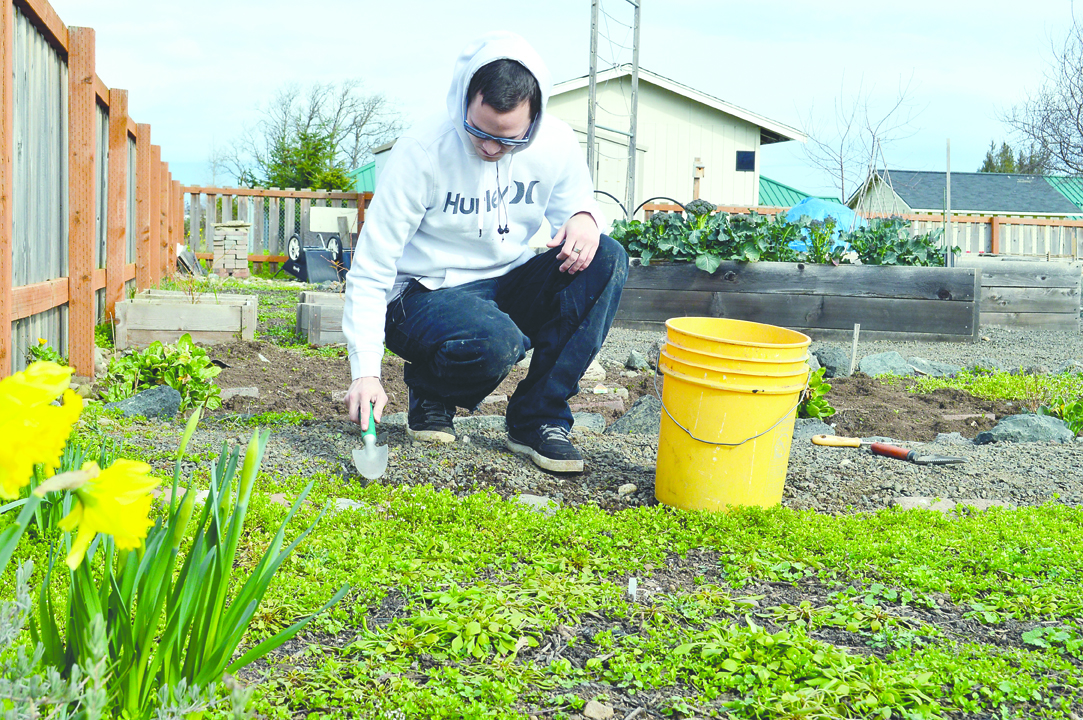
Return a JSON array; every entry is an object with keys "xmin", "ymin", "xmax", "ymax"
[{"xmin": 446, "ymin": 31, "xmax": 552, "ymax": 154}]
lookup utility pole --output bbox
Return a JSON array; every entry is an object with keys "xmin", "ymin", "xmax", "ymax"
[
  {"xmin": 945, "ymin": 138, "xmax": 953, "ymax": 267},
  {"xmin": 586, "ymin": 0, "xmax": 599, "ymax": 182},
  {"xmin": 624, "ymin": 0, "xmax": 641, "ymax": 220}
]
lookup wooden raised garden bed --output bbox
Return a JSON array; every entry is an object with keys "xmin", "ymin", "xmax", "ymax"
[
  {"xmin": 114, "ymin": 290, "xmax": 258, "ymax": 349},
  {"xmin": 295, "ymin": 291, "xmax": 346, "ymax": 346},
  {"xmin": 614, "ymin": 260, "xmax": 981, "ymax": 342},
  {"xmin": 957, "ymin": 256, "xmax": 1082, "ymax": 330}
]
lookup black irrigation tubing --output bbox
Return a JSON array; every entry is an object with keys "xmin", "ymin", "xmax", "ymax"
[{"xmin": 592, "ymin": 192, "xmax": 691, "ymax": 221}]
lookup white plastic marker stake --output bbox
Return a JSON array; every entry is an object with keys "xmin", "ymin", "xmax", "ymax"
[
  {"xmin": 627, "ymin": 577, "xmax": 638, "ymax": 602},
  {"xmin": 848, "ymin": 323, "xmax": 861, "ymax": 376}
]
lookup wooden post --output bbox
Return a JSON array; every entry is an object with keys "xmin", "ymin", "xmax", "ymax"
[
  {"xmin": 135, "ymin": 124, "xmax": 152, "ymax": 288},
  {"xmin": 173, "ymin": 179, "xmax": 182, "ymax": 269},
  {"xmin": 990, "ymin": 216, "xmax": 1001, "ymax": 255},
  {"xmin": 692, "ymin": 157, "xmax": 704, "ymax": 201},
  {"xmin": 105, "ymin": 89, "xmax": 128, "ymax": 321},
  {"xmin": 149, "ymin": 144, "xmax": 161, "ymax": 286},
  {"xmin": 159, "ymin": 161, "xmax": 169, "ymax": 280},
  {"xmin": 67, "ymin": 27, "xmax": 96, "ymax": 378},
  {"xmin": 0, "ymin": 0, "xmax": 14, "ymax": 377}
]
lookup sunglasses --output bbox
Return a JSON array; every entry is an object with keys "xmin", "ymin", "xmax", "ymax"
[{"xmin": 462, "ymin": 100, "xmax": 538, "ymax": 148}]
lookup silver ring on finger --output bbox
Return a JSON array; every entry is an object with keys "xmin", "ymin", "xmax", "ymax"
[{"xmin": 573, "ymin": 246, "xmax": 582, "ymax": 253}]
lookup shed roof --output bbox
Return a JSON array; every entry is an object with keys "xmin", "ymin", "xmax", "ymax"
[
  {"xmin": 551, "ymin": 65, "xmax": 806, "ymax": 146},
  {"xmin": 758, "ymin": 176, "xmax": 839, "ymax": 207},
  {"xmin": 347, "ymin": 161, "xmax": 376, "ymax": 194},
  {"xmin": 1046, "ymin": 175, "xmax": 1083, "ymax": 211},
  {"xmin": 870, "ymin": 170, "xmax": 1082, "ymax": 215}
]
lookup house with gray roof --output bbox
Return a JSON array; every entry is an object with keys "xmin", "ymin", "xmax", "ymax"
[{"xmin": 849, "ymin": 170, "xmax": 1083, "ymax": 217}]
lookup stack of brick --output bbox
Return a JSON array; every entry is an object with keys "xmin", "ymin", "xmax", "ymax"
[{"xmin": 212, "ymin": 222, "xmax": 251, "ymax": 278}]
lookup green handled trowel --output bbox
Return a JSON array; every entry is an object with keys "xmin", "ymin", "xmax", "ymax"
[{"xmin": 352, "ymin": 402, "xmax": 388, "ymax": 480}]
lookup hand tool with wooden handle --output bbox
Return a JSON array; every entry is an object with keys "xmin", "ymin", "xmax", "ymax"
[
  {"xmin": 811, "ymin": 434, "xmax": 872, "ymax": 448},
  {"xmin": 812, "ymin": 434, "xmax": 966, "ymax": 465},
  {"xmin": 869, "ymin": 442, "xmax": 966, "ymax": 466}
]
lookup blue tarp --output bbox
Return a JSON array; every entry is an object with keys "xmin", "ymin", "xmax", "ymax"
[{"xmin": 784, "ymin": 197, "xmax": 867, "ymax": 253}]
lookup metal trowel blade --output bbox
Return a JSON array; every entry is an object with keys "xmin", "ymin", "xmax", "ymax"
[{"xmin": 352, "ymin": 434, "xmax": 388, "ymax": 480}]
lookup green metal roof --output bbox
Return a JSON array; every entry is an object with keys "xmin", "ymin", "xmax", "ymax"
[
  {"xmin": 347, "ymin": 161, "xmax": 376, "ymax": 193},
  {"xmin": 1045, "ymin": 175, "xmax": 1083, "ymax": 213},
  {"xmin": 758, "ymin": 176, "xmax": 838, "ymax": 207}
]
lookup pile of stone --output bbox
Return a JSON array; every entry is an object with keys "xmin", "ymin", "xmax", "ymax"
[{"xmin": 212, "ymin": 222, "xmax": 251, "ymax": 279}]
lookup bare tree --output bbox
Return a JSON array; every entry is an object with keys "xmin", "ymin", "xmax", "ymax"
[
  {"xmin": 799, "ymin": 74, "xmax": 923, "ymax": 203},
  {"xmin": 225, "ymin": 80, "xmax": 403, "ymax": 189},
  {"xmin": 206, "ymin": 139, "xmax": 229, "ymax": 186},
  {"xmin": 1005, "ymin": 18, "xmax": 1083, "ymax": 174}
]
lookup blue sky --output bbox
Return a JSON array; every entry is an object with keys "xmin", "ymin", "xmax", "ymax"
[{"xmin": 47, "ymin": 0, "xmax": 1077, "ymax": 199}]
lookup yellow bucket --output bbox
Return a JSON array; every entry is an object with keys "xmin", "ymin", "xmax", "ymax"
[
  {"xmin": 658, "ymin": 350, "xmax": 808, "ymax": 389},
  {"xmin": 666, "ymin": 317, "xmax": 810, "ymax": 362},
  {"xmin": 655, "ymin": 319, "xmax": 811, "ymax": 511},
  {"xmin": 663, "ymin": 340, "xmax": 811, "ymax": 377}
]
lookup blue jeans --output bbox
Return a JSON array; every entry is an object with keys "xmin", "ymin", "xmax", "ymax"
[{"xmin": 383, "ymin": 235, "xmax": 628, "ymax": 433}]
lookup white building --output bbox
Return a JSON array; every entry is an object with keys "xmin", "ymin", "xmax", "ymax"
[{"xmin": 546, "ymin": 65, "xmax": 806, "ymax": 222}]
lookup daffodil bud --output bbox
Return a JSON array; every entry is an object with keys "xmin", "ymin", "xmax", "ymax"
[
  {"xmin": 172, "ymin": 489, "xmax": 195, "ymax": 550},
  {"xmin": 177, "ymin": 404, "xmax": 203, "ymax": 459},
  {"xmin": 238, "ymin": 429, "xmax": 265, "ymax": 504}
]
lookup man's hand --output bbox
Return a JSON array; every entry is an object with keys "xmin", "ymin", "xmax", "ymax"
[
  {"xmin": 347, "ymin": 376, "xmax": 388, "ymax": 431},
  {"xmin": 549, "ymin": 211, "xmax": 600, "ymax": 274}
]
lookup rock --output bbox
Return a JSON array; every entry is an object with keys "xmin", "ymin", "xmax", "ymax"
[
  {"xmin": 93, "ymin": 346, "xmax": 109, "ymax": 376},
  {"xmin": 481, "ymin": 393, "xmax": 508, "ymax": 404},
  {"xmin": 793, "ymin": 418, "xmax": 834, "ymax": 441},
  {"xmin": 454, "ymin": 415, "xmax": 506, "ymax": 432},
  {"xmin": 1021, "ymin": 365, "xmax": 1050, "ymax": 376},
  {"xmin": 582, "ymin": 358, "xmax": 607, "ymax": 382},
  {"xmin": 516, "ymin": 494, "xmax": 558, "ymax": 516},
  {"xmin": 268, "ymin": 493, "xmax": 291, "ymax": 508},
  {"xmin": 955, "ymin": 499, "xmax": 1013, "ymax": 511},
  {"xmin": 625, "ymin": 349, "xmax": 650, "ymax": 371},
  {"xmin": 965, "ymin": 357, "xmax": 1003, "ymax": 374},
  {"xmin": 974, "ymin": 414, "xmax": 1075, "ymax": 444},
  {"xmin": 103, "ymin": 384, "xmax": 182, "ymax": 419},
  {"xmin": 907, "ymin": 357, "xmax": 961, "ymax": 378},
  {"xmin": 582, "ymin": 700, "xmax": 614, "ymax": 720},
  {"xmin": 858, "ymin": 351, "xmax": 915, "ymax": 377},
  {"xmin": 572, "ymin": 412, "xmax": 607, "ymax": 434},
  {"xmin": 74, "ymin": 383, "xmax": 94, "ymax": 399},
  {"xmin": 933, "ymin": 432, "xmax": 972, "ymax": 445},
  {"xmin": 220, "ymin": 386, "xmax": 259, "ymax": 402},
  {"xmin": 811, "ymin": 343, "xmax": 850, "ymax": 378},
  {"xmin": 382, "ymin": 412, "xmax": 407, "ymax": 426},
  {"xmin": 806, "ymin": 353, "xmax": 821, "ymax": 372},
  {"xmin": 569, "ymin": 397, "xmax": 626, "ymax": 414},
  {"xmin": 1056, "ymin": 360, "xmax": 1083, "ymax": 376},
  {"xmin": 257, "ymin": 353, "xmax": 270, "ymax": 363},
  {"xmin": 617, "ymin": 483, "xmax": 636, "ymax": 496},
  {"xmin": 892, "ymin": 496, "xmax": 956, "ymax": 512},
  {"xmin": 517, "ymin": 349, "xmax": 533, "ymax": 369},
  {"xmin": 332, "ymin": 498, "xmax": 366, "ymax": 513},
  {"xmin": 605, "ymin": 395, "xmax": 661, "ymax": 436}
]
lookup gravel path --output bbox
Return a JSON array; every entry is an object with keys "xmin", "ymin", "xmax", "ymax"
[{"xmin": 128, "ymin": 323, "xmax": 1083, "ymax": 516}]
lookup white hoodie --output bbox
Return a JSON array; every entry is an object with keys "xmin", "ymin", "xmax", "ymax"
[{"xmin": 342, "ymin": 31, "xmax": 604, "ymax": 380}]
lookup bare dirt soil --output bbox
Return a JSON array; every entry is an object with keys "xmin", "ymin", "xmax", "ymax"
[{"xmin": 206, "ymin": 340, "xmax": 1012, "ymax": 441}]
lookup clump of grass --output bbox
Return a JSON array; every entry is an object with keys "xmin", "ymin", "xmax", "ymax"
[{"xmin": 910, "ymin": 370, "xmax": 1083, "ymax": 412}]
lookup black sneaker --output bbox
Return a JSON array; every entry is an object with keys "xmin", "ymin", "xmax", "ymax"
[
  {"xmin": 506, "ymin": 424, "xmax": 584, "ymax": 473},
  {"xmin": 407, "ymin": 390, "xmax": 456, "ymax": 443}
]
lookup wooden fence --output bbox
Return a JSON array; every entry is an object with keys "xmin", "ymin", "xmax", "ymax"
[
  {"xmin": 1, "ymin": 0, "xmax": 183, "ymax": 378},
  {"xmin": 181, "ymin": 186, "xmax": 371, "ymax": 263},
  {"xmin": 642, "ymin": 204, "xmax": 1083, "ymax": 259}
]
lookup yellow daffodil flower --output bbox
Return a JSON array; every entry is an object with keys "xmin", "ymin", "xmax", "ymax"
[
  {"xmin": 0, "ymin": 361, "xmax": 83, "ymax": 499},
  {"xmin": 57, "ymin": 459, "xmax": 161, "ymax": 570}
]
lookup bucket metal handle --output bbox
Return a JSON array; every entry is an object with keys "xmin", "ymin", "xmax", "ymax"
[{"xmin": 651, "ymin": 369, "xmax": 809, "ymax": 448}]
